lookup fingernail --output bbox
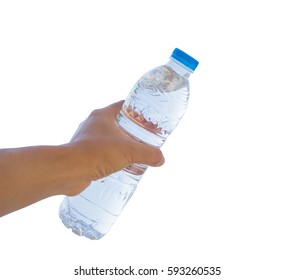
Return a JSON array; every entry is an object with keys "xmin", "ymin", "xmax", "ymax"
[{"xmin": 156, "ymin": 156, "xmax": 165, "ymax": 166}]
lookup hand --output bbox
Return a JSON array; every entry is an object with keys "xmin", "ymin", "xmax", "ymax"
[{"xmin": 66, "ymin": 101, "xmax": 165, "ymax": 192}]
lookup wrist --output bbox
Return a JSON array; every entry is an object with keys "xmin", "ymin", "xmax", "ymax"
[{"xmin": 58, "ymin": 143, "xmax": 93, "ymax": 196}]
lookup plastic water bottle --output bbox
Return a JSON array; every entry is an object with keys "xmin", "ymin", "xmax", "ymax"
[{"xmin": 59, "ymin": 48, "xmax": 199, "ymax": 240}]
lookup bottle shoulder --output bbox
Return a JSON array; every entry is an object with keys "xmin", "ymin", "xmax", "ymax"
[{"xmin": 139, "ymin": 64, "xmax": 189, "ymax": 93}]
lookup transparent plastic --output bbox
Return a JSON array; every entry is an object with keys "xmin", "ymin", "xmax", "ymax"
[{"xmin": 59, "ymin": 52, "xmax": 196, "ymax": 240}]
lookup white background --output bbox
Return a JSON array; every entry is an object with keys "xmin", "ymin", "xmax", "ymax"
[{"xmin": 0, "ymin": 1, "xmax": 293, "ymax": 279}]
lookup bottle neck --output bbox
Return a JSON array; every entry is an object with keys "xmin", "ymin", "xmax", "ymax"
[{"xmin": 166, "ymin": 58, "xmax": 193, "ymax": 79}]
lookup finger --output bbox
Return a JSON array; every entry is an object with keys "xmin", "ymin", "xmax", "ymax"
[
  {"xmin": 88, "ymin": 100, "xmax": 124, "ymax": 120},
  {"xmin": 130, "ymin": 142, "xmax": 165, "ymax": 167},
  {"xmin": 104, "ymin": 100, "xmax": 125, "ymax": 118}
]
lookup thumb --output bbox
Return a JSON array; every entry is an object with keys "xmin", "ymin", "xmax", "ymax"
[{"xmin": 130, "ymin": 142, "xmax": 165, "ymax": 167}]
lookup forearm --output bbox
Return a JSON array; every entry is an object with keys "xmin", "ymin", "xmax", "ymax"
[{"xmin": 0, "ymin": 145, "xmax": 90, "ymax": 217}]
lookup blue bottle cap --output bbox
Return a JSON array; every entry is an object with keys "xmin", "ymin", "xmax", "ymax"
[{"xmin": 171, "ymin": 48, "xmax": 199, "ymax": 71}]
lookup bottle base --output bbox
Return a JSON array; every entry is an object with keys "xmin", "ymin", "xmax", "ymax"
[{"xmin": 59, "ymin": 198, "xmax": 105, "ymax": 240}]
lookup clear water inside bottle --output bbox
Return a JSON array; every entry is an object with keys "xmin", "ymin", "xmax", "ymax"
[
  {"xmin": 118, "ymin": 65, "xmax": 190, "ymax": 147},
  {"xmin": 59, "ymin": 62, "xmax": 190, "ymax": 240}
]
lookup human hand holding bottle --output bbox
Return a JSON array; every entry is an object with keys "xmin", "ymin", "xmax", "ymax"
[{"xmin": 66, "ymin": 100, "xmax": 165, "ymax": 196}]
